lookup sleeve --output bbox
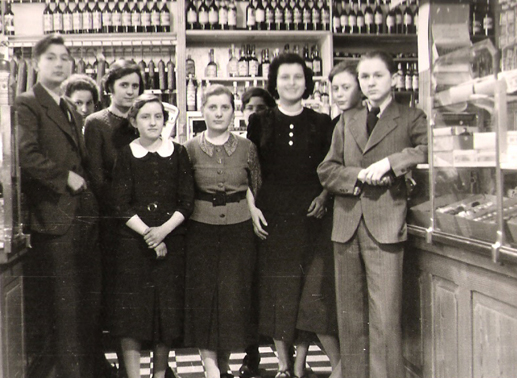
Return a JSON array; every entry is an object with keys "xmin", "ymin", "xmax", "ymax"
[
  {"xmin": 16, "ymin": 97, "xmax": 69, "ymax": 194},
  {"xmin": 83, "ymin": 117, "xmax": 107, "ymax": 200},
  {"xmin": 317, "ymin": 115, "xmax": 363, "ymax": 196},
  {"xmin": 387, "ymin": 107, "xmax": 429, "ymax": 177},
  {"xmin": 175, "ymin": 144, "xmax": 195, "ymax": 219},
  {"xmin": 247, "ymin": 141, "xmax": 262, "ymax": 196},
  {"xmin": 111, "ymin": 147, "xmax": 135, "ymax": 221}
]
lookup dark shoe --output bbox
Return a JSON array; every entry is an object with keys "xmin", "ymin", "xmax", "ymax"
[{"xmin": 239, "ymin": 346, "xmax": 261, "ymax": 378}]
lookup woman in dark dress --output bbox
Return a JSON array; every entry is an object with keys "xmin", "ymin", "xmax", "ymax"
[
  {"xmin": 247, "ymin": 53, "xmax": 332, "ymax": 378},
  {"xmin": 184, "ymin": 85, "xmax": 261, "ymax": 378},
  {"xmin": 111, "ymin": 94, "xmax": 194, "ymax": 378}
]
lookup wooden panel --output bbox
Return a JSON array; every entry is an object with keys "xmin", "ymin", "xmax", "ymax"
[
  {"xmin": 3, "ymin": 274, "xmax": 25, "ymax": 378},
  {"xmin": 432, "ymin": 276, "xmax": 459, "ymax": 378},
  {"xmin": 473, "ymin": 293, "xmax": 517, "ymax": 378}
]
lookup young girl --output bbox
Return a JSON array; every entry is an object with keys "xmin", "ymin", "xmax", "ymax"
[{"xmin": 111, "ymin": 94, "xmax": 194, "ymax": 378}]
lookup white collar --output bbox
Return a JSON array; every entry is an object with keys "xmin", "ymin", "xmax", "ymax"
[
  {"xmin": 368, "ymin": 96, "xmax": 392, "ymax": 117},
  {"xmin": 129, "ymin": 138, "xmax": 174, "ymax": 158},
  {"xmin": 278, "ymin": 105, "xmax": 304, "ymax": 116}
]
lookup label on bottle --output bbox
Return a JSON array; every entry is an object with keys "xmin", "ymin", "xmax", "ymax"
[
  {"xmin": 365, "ymin": 13, "xmax": 373, "ymax": 26},
  {"xmin": 93, "ymin": 12, "xmax": 102, "ymax": 30},
  {"xmin": 312, "ymin": 8, "xmax": 320, "ymax": 23},
  {"xmin": 228, "ymin": 9, "xmax": 237, "ymax": 26},
  {"xmin": 247, "ymin": 7, "xmax": 256, "ymax": 26},
  {"xmin": 209, "ymin": 9, "xmax": 219, "ymax": 25},
  {"xmin": 386, "ymin": 14, "xmax": 395, "ymax": 28},
  {"xmin": 151, "ymin": 11, "xmax": 161, "ymax": 26},
  {"xmin": 63, "ymin": 14, "xmax": 73, "ymax": 32},
  {"xmin": 112, "ymin": 12, "xmax": 122, "ymax": 27},
  {"xmin": 322, "ymin": 9, "xmax": 330, "ymax": 26},
  {"xmin": 357, "ymin": 15, "xmax": 365, "ymax": 28},
  {"xmin": 132, "ymin": 12, "xmax": 141, "ymax": 28},
  {"xmin": 284, "ymin": 8, "xmax": 293, "ymax": 24},
  {"xmin": 275, "ymin": 8, "xmax": 283, "ymax": 24},
  {"xmin": 395, "ymin": 13, "xmax": 402, "ymax": 25},
  {"xmin": 122, "ymin": 11, "xmax": 131, "ymax": 27},
  {"xmin": 206, "ymin": 64, "xmax": 217, "ymax": 78},
  {"xmin": 396, "ymin": 73, "xmax": 404, "ymax": 90},
  {"xmin": 262, "ymin": 62, "xmax": 270, "ymax": 78},
  {"xmin": 187, "ymin": 9, "xmax": 198, "ymax": 23},
  {"xmin": 348, "ymin": 13, "xmax": 357, "ymax": 28},
  {"xmin": 228, "ymin": 60, "xmax": 238, "ymax": 77},
  {"xmin": 403, "ymin": 13, "xmax": 412, "ymax": 27},
  {"xmin": 340, "ymin": 13, "xmax": 348, "ymax": 28},
  {"xmin": 141, "ymin": 12, "xmax": 151, "ymax": 26},
  {"xmin": 266, "ymin": 8, "xmax": 274, "ymax": 24},
  {"xmin": 44, "ymin": 14, "xmax": 54, "ymax": 33},
  {"xmin": 405, "ymin": 74, "xmax": 412, "ymax": 90},
  {"xmin": 293, "ymin": 8, "xmax": 302, "ymax": 24},
  {"xmin": 313, "ymin": 60, "xmax": 321, "ymax": 75},
  {"xmin": 374, "ymin": 13, "xmax": 383, "ymax": 26},
  {"xmin": 84, "ymin": 13, "xmax": 94, "ymax": 30},
  {"xmin": 249, "ymin": 60, "xmax": 259, "ymax": 76},
  {"xmin": 483, "ymin": 16, "xmax": 493, "ymax": 32},
  {"xmin": 53, "ymin": 13, "xmax": 63, "ymax": 31},
  {"xmin": 472, "ymin": 19, "xmax": 481, "ymax": 34},
  {"xmin": 199, "ymin": 11, "xmax": 209, "ymax": 25},
  {"xmin": 186, "ymin": 60, "xmax": 196, "ymax": 77},
  {"xmin": 161, "ymin": 9, "xmax": 170, "ymax": 27},
  {"xmin": 412, "ymin": 74, "xmax": 418, "ymax": 91},
  {"xmin": 103, "ymin": 10, "xmax": 112, "ymax": 27},
  {"xmin": 303, "ymin": 8, "xmax": 311, "ymax": 24},
  {"xmin": 256, "ymin": 8, "xmax": 265, "ymax": 23},
  {"xmin": 238, "ymin": 60, "xmax": 249, "ymax": 77},
  {"xmin": 219, "ymin": 8, "xmax": 228, "ymax": 25}
]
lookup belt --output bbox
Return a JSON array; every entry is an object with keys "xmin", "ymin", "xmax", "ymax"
[{"xmin": 195, "ymin": 191, "xmax": 247, "ymax": 207}]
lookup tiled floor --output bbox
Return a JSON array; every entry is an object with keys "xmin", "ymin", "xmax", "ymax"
[{"xmin": 106, "ymin": 344, "xmax": 331, "ymax": 378}]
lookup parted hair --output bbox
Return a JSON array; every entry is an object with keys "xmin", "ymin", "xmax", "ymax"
[
  {"xmin": 32, "ymin": 34, "xmax": 70, "ymax": 60},
  {"xmin": 102, "ymin": 59, "xmax": 145, "ymax": 95},
  {"xmin": 128, "ymin": 93, "xmax": 166, "ymax": 121}
]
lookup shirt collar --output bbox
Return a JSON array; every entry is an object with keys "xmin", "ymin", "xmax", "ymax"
[
  {"xmin": 199, "ymin": 131, "xmax": 238, "ymax": 157},
  {"xmin": 40, "ymin": 83, "xmax": 62, "ymax": 105},
  {"xmin": 129, "ymin": 138, "xmax": 174, "ymax": 158},
  {"xmin": 367, "ymin": 95, "xmax": 392, "ymax": 117}
]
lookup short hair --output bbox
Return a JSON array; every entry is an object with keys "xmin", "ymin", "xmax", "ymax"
[
  {"xmin": 102, "ymin": 59, "xmax": 145, "ymax": 95},
  {"xmin": 267, "ymin": 53, "xmax": 314, "ymax": 100},
  {"xmin": 32, "ymin": 34, "xmax": 70, "ymax": 60},
  {"xmin": 128, "ymin": 93, "xmax": 166, "ymax": 121},
  {"xmin": 202, "ymin": 84, "xmax": 235, "ymax": 110},
  {"xmin": 358, "ymin": 50, "xmax": 397, "ymax": 75},
  {"xmin": 61, "ymin": 74, "xmax": 100, "ymax": 104},
  {"xmin": 241, "ymin": 87, "xmax": 276, "ymax": 108},
  {"xmin": 329, "ymin": 61, "xmax": 358, "ymax": 84}
]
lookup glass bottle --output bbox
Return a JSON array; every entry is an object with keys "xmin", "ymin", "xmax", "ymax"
[
  {"xmin": 255, "ymin": 0, "xmax": 266, "ymax": 30},
  {"xmin": 112, "ymin": 0, "xmax": 123, "ymax": 32},
  {"xmin": 332, "ymin": 1, "xmax": 341, "ymax": 33},
  {"xmin": 483, "ymin": 0, "xmax": 493, "ymax": 36},
  {"xmin": 141, "ymin": 1, "xmax": 151, "ymax": 32},
  {"xmin": 404, "ymin": 62, "xmax": 412, "ymax": 91},
  {"xmin": 227, "ymin": 45, "xmax": 239, "ymax": 77},
  {"xmin": 274, "ymin": 0, "xmax": 284, "ymax": 30},
  {"xmin": 321, "ymin": 0, "xmax": 330, "ymax": 31},
  {"xmin": 261, "ymin": 48, "xmax": 271, "ymax": 79},
  {"xmin": 403, "ymin": 0, "xmax": 413, "ymax": 34},
  {"xmin": 53, "ymin": 0, "xmax": 64, "ymax": 34},
  {"xmin": 386, "ymin": 3, "xmax": 395, "ymax": 34},
  {"xmin": 63, "ymin": 0, "xmax": 73, "ymax": 34},
  {"xmin": 167, "ymin": 52, "xmax": 176, "ymax": 93},
  {"xmin": 187, "ymin": 0, "xmax": 198, "ymax": 29},
  {"xmin": 130, "ymin": 0, "xmax": 141, "ymax": 33},
  {"xmin": 284, "ymin": 0, "xmax": 294, "ymax": 31},
  {"xmin": 238, "ymin": 47, "xmax": 249, "ymax": 77},
  {"xmin": 340, "ymin": 0, "xmax": 349, "ymax": 33},
  {"xmin": 148, "ymin": 57, "xmax": 157, "ymax": 90},
  {"xmin": 158, "ymin": 56, "xmax": 166, "ymax": 91},
  {"xmin": 396, "ymin": 62, "xmax": 405, "ymax": 91},
  {"xmin": 43, "ymin": 0, "xmax": 54, "ymax": 34},
  {"xmin": 292, "ymin": 0, "xmax": 302, "ymax": 30},
  {"xmin": 373, "ymin": 0, "xmax": 383, "ymax": 34},
  {"xmin": 160, "ymin": 0, "xmax": 170, "ymax": 33},
  {"xmin": 302, "ymin": 0, "xmax": 312, "ymax": 31},
  {"xmin": 82, "ymin": 0, "xmax": 94, "ymax": 33},
  {"xmin": 364, "ymin": 0, "xmax": 374, "ymax": 34},
  {"xmin": 150, "ymin": 0, "xmax": 162, "ymax": 32},
  {"xmin": 246, "ymin": 0, "xmax": 256, "ymax": 30},
  {"xmin": 311, "ymin": 0, "xmax": 321, "ymax": 31},
  {"xmin": 411, "ymin": 62, "xmax": 418, "ymax": 92},
  {"xmin": 227, "ymin": 0, "xmax": 237, "ymax": 30},
  {"xmin": 208, "ymin": 0, "xmax": 219, "ymax": 29},
  {"xmin": 198, "ymin": 0, "xmax": 210, "ymax": 30},
  {"xmin": 303, "ymin": 44, "xmax": 313, "ymax": 71},
  {"xmin": 348, "ymin": 0, "xmax": 357, "ymax": 34},
  {"xmin": 187, "ymin": 74, "xmax": 197, "ymax": 111},
  {"xmin": 249, "ymin": 45, "xmax": 259, "ymax": 77},
  {"xmin": 101, "ymin": 1, "xmax": 112, "ymax": 33},
  {"xmin": 265, "ymin": 0, "xmax": 275, "ymax": 30},
  {"xmin": 356, "ymin": 0, "xmax": 365, "ymax": 34},
  {"xmin": 394, "ymin": 1, "xmax": 403, "ymax": 33},
  {"xmin": 205, "ymin": 49, "xmax": 218, "ymax": 78},
  {"xmin": 186, "ymin": 54, "xmax": 196, "ymax": 77},
  {"xmin": 312, "ymin": 45, "xmax": 322, "ymax": 76},
  {"xmin": 219, "ymin": 0, "xmax": 229, "ymax": 30},
  {"xmin": 92, "ymin": 0, "xmax": 102, "ymax": 33}
]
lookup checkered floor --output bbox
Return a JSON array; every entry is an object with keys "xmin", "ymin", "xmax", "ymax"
[{"xmin": 105, "ymin": 344, "xmax": 331, "ymax": 378}]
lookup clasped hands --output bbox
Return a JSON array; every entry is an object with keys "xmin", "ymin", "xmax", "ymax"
[
  {"xmin": 144, "ymin": 226, "xmax": 169, "ymax": 258},
  {"xmin": 357, "ymin": 157, "xmax": 394, "ymax": 187}
]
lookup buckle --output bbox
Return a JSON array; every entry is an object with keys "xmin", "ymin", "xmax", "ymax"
[
  {"xmin": 147, "ymin": 202, "xmax": 159, "ymax": 212},
  {"xmin": 212, "ymin": 192, "xmax": 227, "ymax": 207}
]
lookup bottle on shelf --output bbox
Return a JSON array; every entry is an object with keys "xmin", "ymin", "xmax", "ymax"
[
  {"xmin": 228, "ymin": 0, "xmax": 238, "ymax": 30},
  {"xmin": 187, "ymin": 74, "xmax": 197, "ymax": 111},
  {"xmin": 102, "ymin": 1, "xmax": 112, "ymax": 33},
  {"xmin": 321, "ymin": 0, "xmax": 330, "ymax": 30},
  {"xmin": 53, "ymin": 0, "xmax": 64, "ymax": 35},
  {"xmin": 82, "ymin": 0, "xmax": 94, "ymax": 34},
  {"xmin": 311, "ymin": 0, "xmax": 321, "ymax": 31},
  {"xmin": 249, "ymin": 45, "xmax": 259, "ymax": 77},
  {"xmin": 196, "ymin": 79, "xmax": 204, "ymax": 111},
  {"xmin": 130, "ymin": 0, "xmax": 141, "ymax": 33},
  {"xmin": 364, "ymin": 0, "xmax": 374, "ymax": 34},
  {"xmin": 141, "ymin": 1, "xmax": 151, "ymax": 32},
  {"xmin": 219, "ymin": 0, "xmax": 229, "ymax": 30},
  {"xmin": 414, "ymin": 0, "xmax": 419, "ymax": 33},
  {"xmin": 303, "ymin": 44, "xmax": 313, "ymax": 71},
  {"xmin": 228, "ymin": 45, "xmax": 239, "ymax": 77},
  {"xmin": 356, "ymin": 0, "xmax": 366, "ymax": 34},
  {"xmin": 482, "ymin": 0, "xmax": 493, "ymax": 36},
  {"xmin": 284, "ymin": 0, "xmax": 294, "ymax": 31},
  {"xmin": 373, "ymin": 0, "xmax": 383, "ymax": 34},
  {"xmin": 238, "ymin": 46, "xmax": 249, "ymax": 77},
  {"xmin": 403, "ymin": 0, "xmax": 414, "ymax": 34},
  {"xmin": 232, "ymin": 81, "xmax": 242, "ymax": 112},
  {"xmin": 92, "ymin": 1, "xmax": 102, "ymax": 33},
  {"xmin": 386, "ymin": 3, "xmax": 395, "ymax": 34},
  {"xmin": 312, "ymin": 45, "xmax": 322, "ymax": 76},
  {"xmin": 150, "ymin": 0, "xmax": 162, "ymax": 32},
  {"xmin": 205, "ymin": 49, "xmax": 218, "ymax": 78},
  {"xmin": 411, "ymin": 62, "xmax": 418, "ymax": 93},
  {"xmin": 198, "ymin": 0, "xmax": 210, "ymax": 30},
  {"xmin": 43, "ymin": 0, "xmax": 54, "ymax": 34},
  {"xmin": 148, "ymin": 57, "xmax": 157, "ymax": 90},
  {"xmin": 332, "ymin": 1, "xmax": 341, "ymax": 33},
  {"xmin": 256, "ymin": 0, "xmax": 266, "ymax": 30},
  {"xmin": 396, "ymin": 62, "xmax": 405, "ymax": 91},
  {"xmin": 138, "ymin": 54, "xmax": 147, "ymax": 85},
  {"xmin": 265, "ymin": 0, "xmax": 275, "ymax": 30},
  {"xmin": 394, "ymin": 1, "xmax": 403, "ymax": 33},
  {"xmin": 160, "ymin": 0, "xmax": 170, "ymax": 33},
  {"xmin": 112, "ymin": 0, "xmax": 123, "ymax": 32},
  {"xmin": 261, "ymin": 48, "xmax": 271, "ymax": 79},
  {"xmin": 187, "ymin": 0, "xmax": 198, "ymax": 29},
  {"xmin": 404, "ymin": 62, "xmax": 412, "ymax": 92},
  {"xmin": 246, "ymin": 0, "xmax": 256, "ymax": 30},
  {"xmin": 292, "ymin": 0, "xmax": 302, "ymax": 30},
  {"xmin": 302, "ymin": 0, "xmax": 312, "ymax": 31},
  {"xmin": 63, "ymin": 0, "xmax": 73, "ymax": 34},
  {"xmin": 348, "ymin": 1, "xmax": 357, "ymax": 34},
  {"xmin": 209, "ymin": 0, "xmax": 219, "ymax": 30},
  {"xmin": 158, "ymin": 56, "xmax": 167, "ymax": 91},
  {"xmin": 274, "ymin": 0, "xmax": 284, "ymax": 30},
  {"xmin": 186, "ymin": 54, "xmax": 196, "ymax": 77},
  {"xmin": 340, "ymin": 0, "xmax": 349, "ymax": 33}
]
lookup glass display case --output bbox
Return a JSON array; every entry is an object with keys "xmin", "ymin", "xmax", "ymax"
[{"xmin": 409, "ymin": 35, "xmax": 517, "ymax": 262}]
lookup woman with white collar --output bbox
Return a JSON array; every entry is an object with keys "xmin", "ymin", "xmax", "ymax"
[
  {"xmin": 111, "ymin": 94, "xmax": 194, "ymax": 378},
  {"xmin": 184, "ymin": 84, "xmax": 261, "ymax": 378}
]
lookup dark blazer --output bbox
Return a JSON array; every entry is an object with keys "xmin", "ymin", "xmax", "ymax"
[
  {"xmin": 318, "ymin": 101, "xmax": 428, "ymax": 244},
  {"xmin": 16, "ymin": 82, "xmax": 95, "ymax": 235}
]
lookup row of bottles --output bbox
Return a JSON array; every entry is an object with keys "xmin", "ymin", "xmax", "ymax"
[
  {"xmin": 186, "ymin": 43, "xmax": 323, "ymax": 80},
  {"xmin": 395, "ymin": 62, "xmax": 418, "ymax": 92},
  {"xmin": 470, "ymin": 0, "xmax": 493, "ymax": 37},
  {"xmin": 42, "ymin": 0, "xmax": 171, "ymax": 35},
  {"xmin": 332, "ymin": 0, "xmax": 418, "ymax": 35},
  {"xmin": 186, "ymin": 0, "xmax": 331, "ymax": 31}
]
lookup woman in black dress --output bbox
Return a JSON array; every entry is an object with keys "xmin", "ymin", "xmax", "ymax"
[
  {"xmin": 111, "ymin": 94, "xmax": 194, "ymax": 378},
  {"xmin": 247, "ymin": 53, "xmax": 332, "ymax": 378}
]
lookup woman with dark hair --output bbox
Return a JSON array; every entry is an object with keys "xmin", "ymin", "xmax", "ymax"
[
  {"xmin": 111, "ymin": 94, "xmax": 193, "ymax": 378},
  {"xmin": 242, "ymin": 86, "xmax": 276, "ymax": 126},
  {"xmin": 247, "ymin": 53, "xmax": 333, "ymax": 378},
  {"xmin": 184, "ymin": 84, "xmax": 261, "ymax": 378},
  {"xmin": 61, "ymin": 73, "xmax": 100, "ymax": 121}
]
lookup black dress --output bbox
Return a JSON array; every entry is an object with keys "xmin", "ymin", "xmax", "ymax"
[
  {"xmin": 247, "ymin": 107, "xmax": 334, "ymax": 342},
  {"xmin": 110, "ymin": 139, "xmax": 194, "ymax": 346}
]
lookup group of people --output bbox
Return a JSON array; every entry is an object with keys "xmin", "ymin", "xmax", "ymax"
[{"xmin": 16, "ymin": 33, "xmax": 427, "ymax": 378}]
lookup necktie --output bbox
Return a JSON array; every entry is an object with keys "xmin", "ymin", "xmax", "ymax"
[
  {"xmin": 366, "ymin": 106, "xmax": 380, "ymax": 136},
  {"xmin": 59, "ymin": 98, "xmax": 72, "ymax": 123}
]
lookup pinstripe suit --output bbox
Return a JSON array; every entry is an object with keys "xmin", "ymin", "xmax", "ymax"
[{"xmin": 318, "ymin": 100, "xmax": 427, "ymax": 378}]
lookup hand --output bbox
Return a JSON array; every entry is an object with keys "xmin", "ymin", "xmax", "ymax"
[
  {"xmin": 250, "ymin": 206, "xmax": 268, "ymax": 240},
  {"xmin": 144, "ymin": 226, "xmax": 168, "ymax": 249},
  {"xmin": 67, "ymin": 171, "xmax": 87, "ymax": 193},
  {"xmin": 154, "ymin": 242, "xmax": 168, "ymax": 259},
  {"xmin": 307, "ymin": 195, "xmax": 327, "ymax": 219},
  {"xmin": 359, "ymin": 158, "xmax": 391, "ymax": 186}
]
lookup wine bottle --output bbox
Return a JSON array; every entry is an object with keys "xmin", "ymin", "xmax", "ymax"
[
  {"xmin": 348, "ymin": 0, "xmax": 357, "ymax": 34},
  {"xmin": 130, "ymin": 0, "xmax": 141, "ymax": 33},
  {"xmin": 209, "ymin": 0, "xmax": 220, "ymax": 30},
  {"xmin": 411, "ymin": 62, "xmax": 418, "ymax": 92},
  {"xmin": 63, "ymin": 0, "xmax": 73, "ymax": 34},
  {"xmin": 292, "ymin": 0, "xmax": 302, "ymax": 30},
  {"xmin": 187, "ymin": 74, "xmax": 196, "ymax": 111},
  {"xmin": 332, "ymin": 1, "xmax": 341, "ymax": 33},
  {"xmin": 483, "ymin": 0, "xmax": 493, "ymax": 36},
  {"xmin": 261, "ymin": 48, "xmax": 270, "ymax": 79},
  {"xmin": 321, "ymin": 0, "xmax": 330, "ymax": 31},
  {"xmin": 364, "ymin": 0, "xmax": 374, "ymax": 34},
  {"xmin": 249, "ymin": 45, "xmax": 259, "ymax": 77},
  {"xmin": 187, "ymin": 0, "xmax": 198, "ymax": 29},
  {"xmin": 141, "ymin": 1, "xmax": 151, "ymax": 32},
  {"xmin": 150, "ymin": 0, "xmax": 162, "ymax": 32},
  {"xmin": 265, "ymin": 0, "xmax": 275, "ymax": 30},
  {"xmin": 227, "ymin": 0, "xmax": 237, "ymax": 30},
  {"xmin": 274, "ymin": 0, "xmax": 284, "ymax": 30},
  {"xmin": 284, "ymin": 0, "xmax": 294, "ymax": 31},
  {"xmin": 167, "ymin": 53, "xmax": 176, "ymax": 92},
  {"xmin": 43, "ymin": 0, "xmax": 54, "ymax": 34},
  {"xmin": 82, "ymin": 1, "xmax": 94, "ymax": 34},
  {"xmin": 102, "ymin": 1, "xmax": 113, "ymax": 33},
  {"xmin": 148, "ymin": 57, "xmax": 157, "ymax": 90},
  {"xmin": 205, "ymin": 49, "xmax": 218, "ymax": 78},
  {"xmin": 112, "ymin": 0, "xmax": 123, "ymax": 32},
  {"xmin": 303, "ymin": 44, "xmax": 313, "ymax": 71},
  {"xmin": 198, "ymin": 0, "xmax": 210, "ymax": 30},
  {"xmin": 138, "ymin": 55, "xmax": 147, "ymax": 85},
  {"xmin": 121, "ymin": 0, "xmax": 132, "ymax": 32},
  {"xmin": 373, "ymin": 0, "xmax": 383, "ymax": 34},
  {"xmin": 53, "ymin": 1, "xmax": 64, "ymax": 34},
  {"xmin": 404, "ymin": 62, "xmax": 412, "ymax": 91},
  {"xmin": 227, "ymin": 45, "xmax": 239, "ymax": 77},
  {"xmin": 311, "ymin": 0, "xmax": 321, "ymax": 31},
  {"xmin": 255, "ymin": 0, "xmax": 265, "ymax": 30},
  {"xmin": 160, "ymin": 0, "xmax": 170, "ymax": 33},
  {"xmin": 219, "ymin": 0, "xmax": 229, "ymax": 30},
  {"xmin": 356, "ymin": 0, "xmax": 365, "ymax": 33},
  {"xmin": 186, "ymin": 54, "xmax": 196, "ymax": 77},
  {"xmin": 394, "ymin": 2, "xmax": 402, "ymax": 33},
  {"xmin": 403, "ymin": 0, "xmax": 413, "ymax": 34},
  {"xmin": 340, "ymin": 0, "xmax": 349, "ymax": 33},
  {"xmin": 92, "ymin": 1, "xmax": 102, "ymax": 33},
  {"xmin": 302, "ymin": 0, "xmax": 312, "ymax": 31},
  {"xmin": 312, "ymin": 45, "xmax": 322, "ymax": 76},
  {"xmin": 386, "ymin": 4, "xmax": 395, "ymax": 34},
  {"xmin": 238, "ymin": 47, "xmax": 249, "ymax": 77},
  {"xmin": 396, "ymin": 63, "xmax": 405, "ymax": 91}
]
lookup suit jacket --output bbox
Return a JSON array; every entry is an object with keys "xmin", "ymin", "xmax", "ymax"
[
  {"xmin": 318, "ymin": 101, "xmax": 428, "ymax": 244},
  {"xmin": 16, "ymin": 82, "xmax": 97, "ymax": 235}
]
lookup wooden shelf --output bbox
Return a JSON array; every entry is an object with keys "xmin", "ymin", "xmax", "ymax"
[
  {"xmin": 186, "ymin": 30, "xmax": 329, "ymax": 44},
  {"xmin": 333, "ymin": 34, "xmax": 417, "ymax": 48}
]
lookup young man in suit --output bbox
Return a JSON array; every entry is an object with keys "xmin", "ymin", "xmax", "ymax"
[
  {"xmin": 317, "ymin": 50, "xmax": 428, "ymax": 378},
  {"xmin": 16, "ymin": 34, "xmax": 103, "ymax": 378}
]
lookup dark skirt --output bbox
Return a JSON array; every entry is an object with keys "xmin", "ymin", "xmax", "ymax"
[
  {"xmin": 185, "ymin": 220, "xmax": 257, "ymax": 351},
  {"xmin": 296, "ymin": 212, "xmax": 338, "ymax": 335},
  {"xmin": 110, "ymin": 233, "xmax": 185, "ymax": 347}
]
